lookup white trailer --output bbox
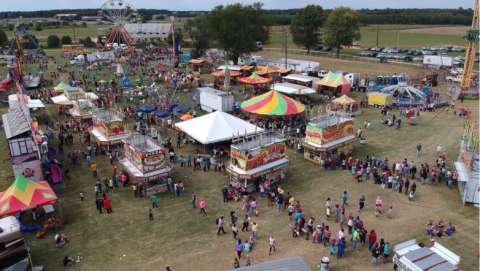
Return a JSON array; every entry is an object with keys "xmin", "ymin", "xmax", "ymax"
[
  {"xmin": 198, "ymin": 87, "xmax": 234, "ymax": 113},
  {"xmin": 423, "ymin": 55, "xmax": 453, "ymax": 68}
]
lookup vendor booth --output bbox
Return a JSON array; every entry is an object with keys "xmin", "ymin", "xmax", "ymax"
[
  {"xmin": 327, "ymin": 95, "xmax": 361, "ymax": 116},
  {"xmin": 303, "ymin": 116, "xmax": 356, "ymax": 165},
  {"xmin": 367, "ymin": 92, "xmax": 393, "ymax": 106},
  {"xmin": 393, "ymin": 239, "xmax": 460, "ymax": 271},
  {"xmin": 227, "ymin": 132, "xmax": 288, "ymax": 193},
  {"xmin": 188, "ymin": 59, "xmax": 208, "ymax": 73},
  {"xmin": 239, "ymin": 72, "xmax": 272, "ymax": 92},
  {"xmin": 314, "ymin": 72, "xmax": 351, "ymax": 96},
  {"xmin": 90, "ymin": 109, "xmax": 129, "ymax": 149},
  {"xmin": 120, "ymin": 134, "xmax": 173, "ymax": 195}
]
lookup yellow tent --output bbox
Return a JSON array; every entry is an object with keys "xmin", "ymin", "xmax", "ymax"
[
  {"xmin": 332, "ymin": 95, "xmax": 357, "ymax": 106},
  {"xmin": 367, "ymin": 92, "xmax": 393, "ymax": 106}
]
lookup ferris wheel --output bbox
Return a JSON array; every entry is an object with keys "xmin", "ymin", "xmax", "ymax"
[{"xmin": 100, "ymin": 0, "xmax": 137, "ymax": 25}]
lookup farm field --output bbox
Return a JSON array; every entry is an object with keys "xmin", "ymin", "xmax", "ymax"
[{"xmin": 266, "ymin": 24, "xmax": 468, "ymax": 49}]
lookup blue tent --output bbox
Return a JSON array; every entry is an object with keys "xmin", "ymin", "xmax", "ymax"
[
  {"xmin": 154, "ymin": 111, "xmax": 170, "ymax": 118},
  {"xmin": 169, "ymin": 103, "xmax": 179, "ymax": 111},
  {"xmin": 137, "ymin": 105, "xmax": 156, "ymax": 113},
  {"xmin": 173, "ymin": 105, "xmax": 189, "ymax": 114}
]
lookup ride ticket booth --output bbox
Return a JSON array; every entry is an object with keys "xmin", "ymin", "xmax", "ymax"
[
  {"xmin": 227, "ymin": 133, "xmax": 289, "ymax": 193},
  {"xmin": 303, "ymin": 116, "xmax": 357, "ymax": 165},
  {"xmin": 120, "ymin": 133, "xmax": 173, "ymax": 195}
]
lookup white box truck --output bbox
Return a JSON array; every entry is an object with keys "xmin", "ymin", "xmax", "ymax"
[{"xmin": 198, "ymin": 87, "xmax": 234, "ymax": 113}]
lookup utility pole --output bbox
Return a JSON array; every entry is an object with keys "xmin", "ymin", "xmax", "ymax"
[
  {"xmin": 375, "ymin": 25, "xmax": 379, "ymax": 48},
  {"xmin": 396, "ymin": 31, "xmax": 399, "ymax": 48},
  {"xmin": 284, "ymin": 26, "xmax": 288, "ymax": 68},
  {"xmin": 73, "ymin": 23, "xmax": 76, "ymax": 43},
  {"xmin": 170, "ymin": 16, "xmax": 176, "ymax": 64}
]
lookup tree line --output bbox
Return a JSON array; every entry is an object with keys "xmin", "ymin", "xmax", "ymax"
[
  {"xmin": 184, "ymin": 3, "xmax": 360, "ymax": 60},
  {"xmin": 0, "ymin": 8, "xmax": 472, "ymax": 25}
]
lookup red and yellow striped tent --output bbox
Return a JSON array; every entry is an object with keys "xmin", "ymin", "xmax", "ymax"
[{"xmin": 0, "ymin": 176, "xmax": 57, "ymax": 217}]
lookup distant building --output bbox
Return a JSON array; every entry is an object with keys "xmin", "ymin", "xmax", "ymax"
[
  {"xmin": 124, "ymin": 23, "xmax": 172, "ymax": 41},
  {"xmin": 81, "ymin": 16, "xmax": 103, "ymax": 22},
  {"xmin": 54, "ymin": 13, "xmax": 77, "ymax": 21}
]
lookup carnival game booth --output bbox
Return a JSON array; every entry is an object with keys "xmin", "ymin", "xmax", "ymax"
[
  {"xmin": 120, "ymin": 133, "xmax": 173, "ymax": 195},
  {"xmin": 303, "ymin": 116, "xmax": 356, "ymax": 165},
  {"xmin": 393, "ymin": 239, "xmax": 460, "ymax": 271},
  {"xmin": 227, "ymin": 132, "xmax": 288, "ymax": 193},
  {"xmin": 327, "ymin": 95, "xmax": 361, "ymax": 116},
  {"xmin": 90, "ymin": 109, "xmax": 129, "ymax": 150},
  {"xmin": 188, "ymin": 59, "xmax": 208, "ymax": 73},
  {"xmin": 313, "ymin": 72, "xmax": 351, "ymax": 96},
  {"xmin": 239, "ymin": 72, "xmax": 272, "ymax": 93},
  {"xmin": 211, "ymin": 70, "xmax": 242, "ymax": 89}
]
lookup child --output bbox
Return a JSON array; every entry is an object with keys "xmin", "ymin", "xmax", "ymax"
[
  {"xmin": 79, "ymin": 192, "xmax": 84, "ymax": 201},
  {"xmin": 149, "ymin": 208, "xmax": 154, "ymax": 221},
  {"xmin": 387, "ymin": 206, "xmax": 394, "ymax": 219},
  {"xmin": 329, "ymin": 239, "xmax": 338, "ymax": 255}
]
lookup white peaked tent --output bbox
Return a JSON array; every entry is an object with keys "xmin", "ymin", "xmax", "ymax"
[{"xmin": 175, "ymin": 111, "xmax": 263, "ymax": 144}]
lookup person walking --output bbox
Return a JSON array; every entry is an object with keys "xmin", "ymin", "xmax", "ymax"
[
  {"xmin": 416, "ymin": 143, "xmax": 422, "ymax": 157},
  {"xmin": 342, "ymin": 191, "xmax": 349, "ymax": 206},
  {"xmin": 268, "ymin": 235, "xmax": 276, "ymax": 256},
  {"xmin": 199, "ymin": 198, "xmax": 207, "ymax": 216},
  {"xmin": 103, "ymin": 196, "xmax": 112, "ymax": 214},
  {"xmin": 149, "ymin": 208, "xmax": 154, "ymax": 221},
  {"xmin": 150, "ymin": 194, "xmax": 159, "ymax": 208},
  {"xmin": 191, "ymin": 192, "xmax": 197, "ymax": 208},
  {"xmin": 216, "ymin": 216, "xmax": 226, "ymax": 235},
  {"xmin": 358, "ymin": 195, "xmax": 366, "ymax": 211},
  {"xmin": 241, "ymin": 214, "xmax": 250, "ymax": 232},
  {"xmin": 231, "ymin": 223, "xmax": 239, "ymax": 239},
  {"xmin": 337, "ymin": 237, "xmax": 346, "ymax": 258},
  {"xmin": 368, "ymin": 230, "xmax": 377, "ymax": 251},
  {"xmin": 235, "ymin": 240, "xmax": 244, "ymax": 259}
]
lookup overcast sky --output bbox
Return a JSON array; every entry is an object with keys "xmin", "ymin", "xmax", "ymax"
[{"xmin": 0, "ymin": 0, "xmax": 472, "ymax": 12}]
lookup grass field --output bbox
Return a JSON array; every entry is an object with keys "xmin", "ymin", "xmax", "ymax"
[
  {"xmin": 267, "ymin": 24, "xmax": 468, "ymax": 49},
  {"xmin": 0, "ymin": 49, "xmax": 478, "ymax": 271}
]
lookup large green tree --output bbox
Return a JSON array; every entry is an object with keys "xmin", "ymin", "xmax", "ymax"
[
  {"xmin": 185, "ymin": 16, "xmax": 211, "ymax": 58},
  {"xmin": 206, "ymin": 3, "xmax": 269, "ymax": 63},
  {"xmin": 290, "ymin": 5, "xmax": 325, "ymax": 53},
  {"xmin": 323, "ymin": 7, "xmax": 361, "ymax": 57},
  {"xmin": 61, "ymin": 35, "xmax": 72, "ymax": 45},
  {"xmin": 0, "ymin": 29, "xmax": 8, "ymax": 46},
  {"xmin": 47, "ymin": 35, "xmax": 60, "ymax": 48}
]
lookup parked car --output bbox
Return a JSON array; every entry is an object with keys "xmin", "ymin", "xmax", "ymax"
[{"xmin": 445, "ymin": 75, "xmax": 462, "ymax": 83}]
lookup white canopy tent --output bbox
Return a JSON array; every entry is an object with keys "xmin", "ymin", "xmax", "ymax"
[
  {"xmin": 272, "ymin": 82, "xmax": 316, "ymax": 95},
  {"xmin": 8, "ymin": 94, "xmax": 45, "ymax": 109},
  {"xmin": 175, "ymin": 111, "xmax": 263, "ymax": 144},
  {"xmin": 217, "ymin": 65, "xmax": 242, "ymax": 71},
  {"xmin": 51, "ymin": 94, "xmax": 73, "ymax": 105}
]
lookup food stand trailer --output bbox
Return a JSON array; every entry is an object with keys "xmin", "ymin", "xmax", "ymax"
[
  {"xmin": 120, "ymin": 133, "xmax": 173, "ymax": 195},
  {"xmin": 227, "ymin": 133, "xmax": 288, "ymax": 192},
  {"xmin": 303, "ymin": 116, "xmax": 356, "ymax": 165},
  {"xmin": 90, "ymin": 109, "xmax": 130, "ymax": 150}
]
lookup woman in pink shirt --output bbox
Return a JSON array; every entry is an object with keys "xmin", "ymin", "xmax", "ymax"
[{"xmin": 199, "ymin": 198, "xmax": 207, "ymax": 216}]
